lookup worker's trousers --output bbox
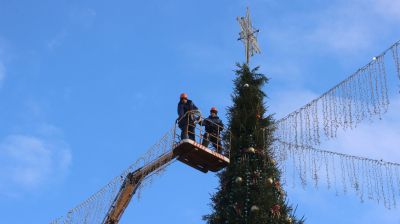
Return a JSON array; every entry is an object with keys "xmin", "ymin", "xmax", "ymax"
[
  {"xmin": 201, "ymin": 132, "xmax": 222, "ymax": 153},
  {"xmin": 180, "ymin": 123, "xmax": 195, "ymax": 141}
]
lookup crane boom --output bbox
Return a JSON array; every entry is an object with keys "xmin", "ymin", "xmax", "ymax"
[{"xmin": 102, "ymin": 151, "xmax": 175, "ymax": 224}]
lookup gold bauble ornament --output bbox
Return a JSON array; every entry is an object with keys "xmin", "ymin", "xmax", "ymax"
[
  {"xmin": 250, "ymin": 205, "xmax": 259, "ymax": 212},
  {"xmin": 247, "ymin": 147, "xmax": 256, "ymax": 153},
  {"xmin": 266, "ymin": 177, "xmax": 274, "ymax": 186}
]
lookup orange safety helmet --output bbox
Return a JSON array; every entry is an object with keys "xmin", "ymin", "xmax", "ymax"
[
  {"xmin": 180, "ymin": 93, "xmax": 188, "ymax": 99},
  {"xmin": 210, "ymin": 107, "xmax": 218, "ymax": 113}
]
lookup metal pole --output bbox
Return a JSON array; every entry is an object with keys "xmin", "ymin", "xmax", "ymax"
[
  {"xmin": 217, "ymin": 125, "xmax": 220, "ymax": 152},
  {"xmin": 246, "ymin": 38, "xmax": 250, "ymax": 64},
  {"xmin": 173, "ymin": 122, "xmax": 177, "ymax": 144},
  {"xmin": 186, "ymin": 112, "xmax": 189, "ymax": 140}
]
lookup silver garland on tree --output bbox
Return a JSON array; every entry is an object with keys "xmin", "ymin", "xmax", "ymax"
[
  {"xmin": 274, "ymin": 54, "xmax": 390, "ymax": 148},
  {"xmin": 272, "ymin": 140, "xmax": 400, "ymax": 209}
]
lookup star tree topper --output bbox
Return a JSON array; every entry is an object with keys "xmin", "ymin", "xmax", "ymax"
[{"xmin": 237, "ymin": 8, "xmax": 261, "ymax": 64}]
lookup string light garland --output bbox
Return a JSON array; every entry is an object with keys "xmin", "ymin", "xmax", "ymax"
[
  {"xmin": 50, "ymin": 127, "xmax": 176, "ymax": 224},
  {"xmin": 392, "ymin": 42, "xmax": 400, "ymax": 81},
  {"xmin": 272, "ymin": 140, "xmax": 400, "ymax": 209},
  {"xmin": 274, "ymin": 39, "xmax": 400, "ymax": 149},
  {"xmin": 269, "ymin": 39, "xmax": 400, "ymax": 209}
]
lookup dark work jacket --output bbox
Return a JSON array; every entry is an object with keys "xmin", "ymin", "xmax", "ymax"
[
  {"xmin": 201, "ymin": 115, "xmax": 224, "ymax": 134},
  {"xmin": 177, "ymin": 99, "xmax": 198, "ymax": 126}
]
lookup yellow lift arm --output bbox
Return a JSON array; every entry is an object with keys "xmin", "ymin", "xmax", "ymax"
[
  {"xmin": 101, "ymin": 139, "xmax": 230, "ymax": 224},
  {"xmin": 102, "ymin": 151, "xmax": 175, "ymax": 224}
]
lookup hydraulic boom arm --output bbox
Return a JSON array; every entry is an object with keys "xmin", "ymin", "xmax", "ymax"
[{"xmin": 102, "ymin": 151, "xmax": 175, "ymax": 224}]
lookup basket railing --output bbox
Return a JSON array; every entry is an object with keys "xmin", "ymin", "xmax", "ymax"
[{"xmin": 174, "ymin": 110, "xmax": 231, "ymax": 159}]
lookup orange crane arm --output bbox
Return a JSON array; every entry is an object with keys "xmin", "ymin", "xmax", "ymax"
[
  {"xmin": 102, "ymin": 151, "xmax": 175, "ymax": 224},
  {"xmin": 102, "ymin": 133, "xmax": 230, "ymax": 223}
]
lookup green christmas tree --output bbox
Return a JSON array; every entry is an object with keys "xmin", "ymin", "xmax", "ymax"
[{"xmin": 203, "ymin": 63, "xmax": 303, "ymax": 224}]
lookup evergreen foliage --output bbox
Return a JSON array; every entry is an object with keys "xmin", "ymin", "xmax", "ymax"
[{"xmin": 203, "ymin": 63, "xmax": 303, "ymax": 224}]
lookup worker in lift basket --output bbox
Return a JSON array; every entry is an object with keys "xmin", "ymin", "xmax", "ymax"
[
  {"xmin": 177, "ymin": 93, "xmax": 198, "ymax": 141},
  {"xmin": 200, "ymin": 107, "xmax": 224, "ymax": 153}
]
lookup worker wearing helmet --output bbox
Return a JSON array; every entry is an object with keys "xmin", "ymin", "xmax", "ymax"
[
  {"xmin": 177, "ymin": 93, "xmax": 198, "ymax": 141},
  {"xmin": 200, "ymin": 107, "xmax": 224, "ymax": 152}
]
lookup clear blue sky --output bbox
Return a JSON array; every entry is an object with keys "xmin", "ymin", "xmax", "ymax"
[{"xmin": 1, "ymin": 0, "xmax": 400, "ymax": 223}]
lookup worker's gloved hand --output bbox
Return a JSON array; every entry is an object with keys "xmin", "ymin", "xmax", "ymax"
[{"xmin": 193, "ymin": 115, "xmax": 202, "ymax": 124}]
